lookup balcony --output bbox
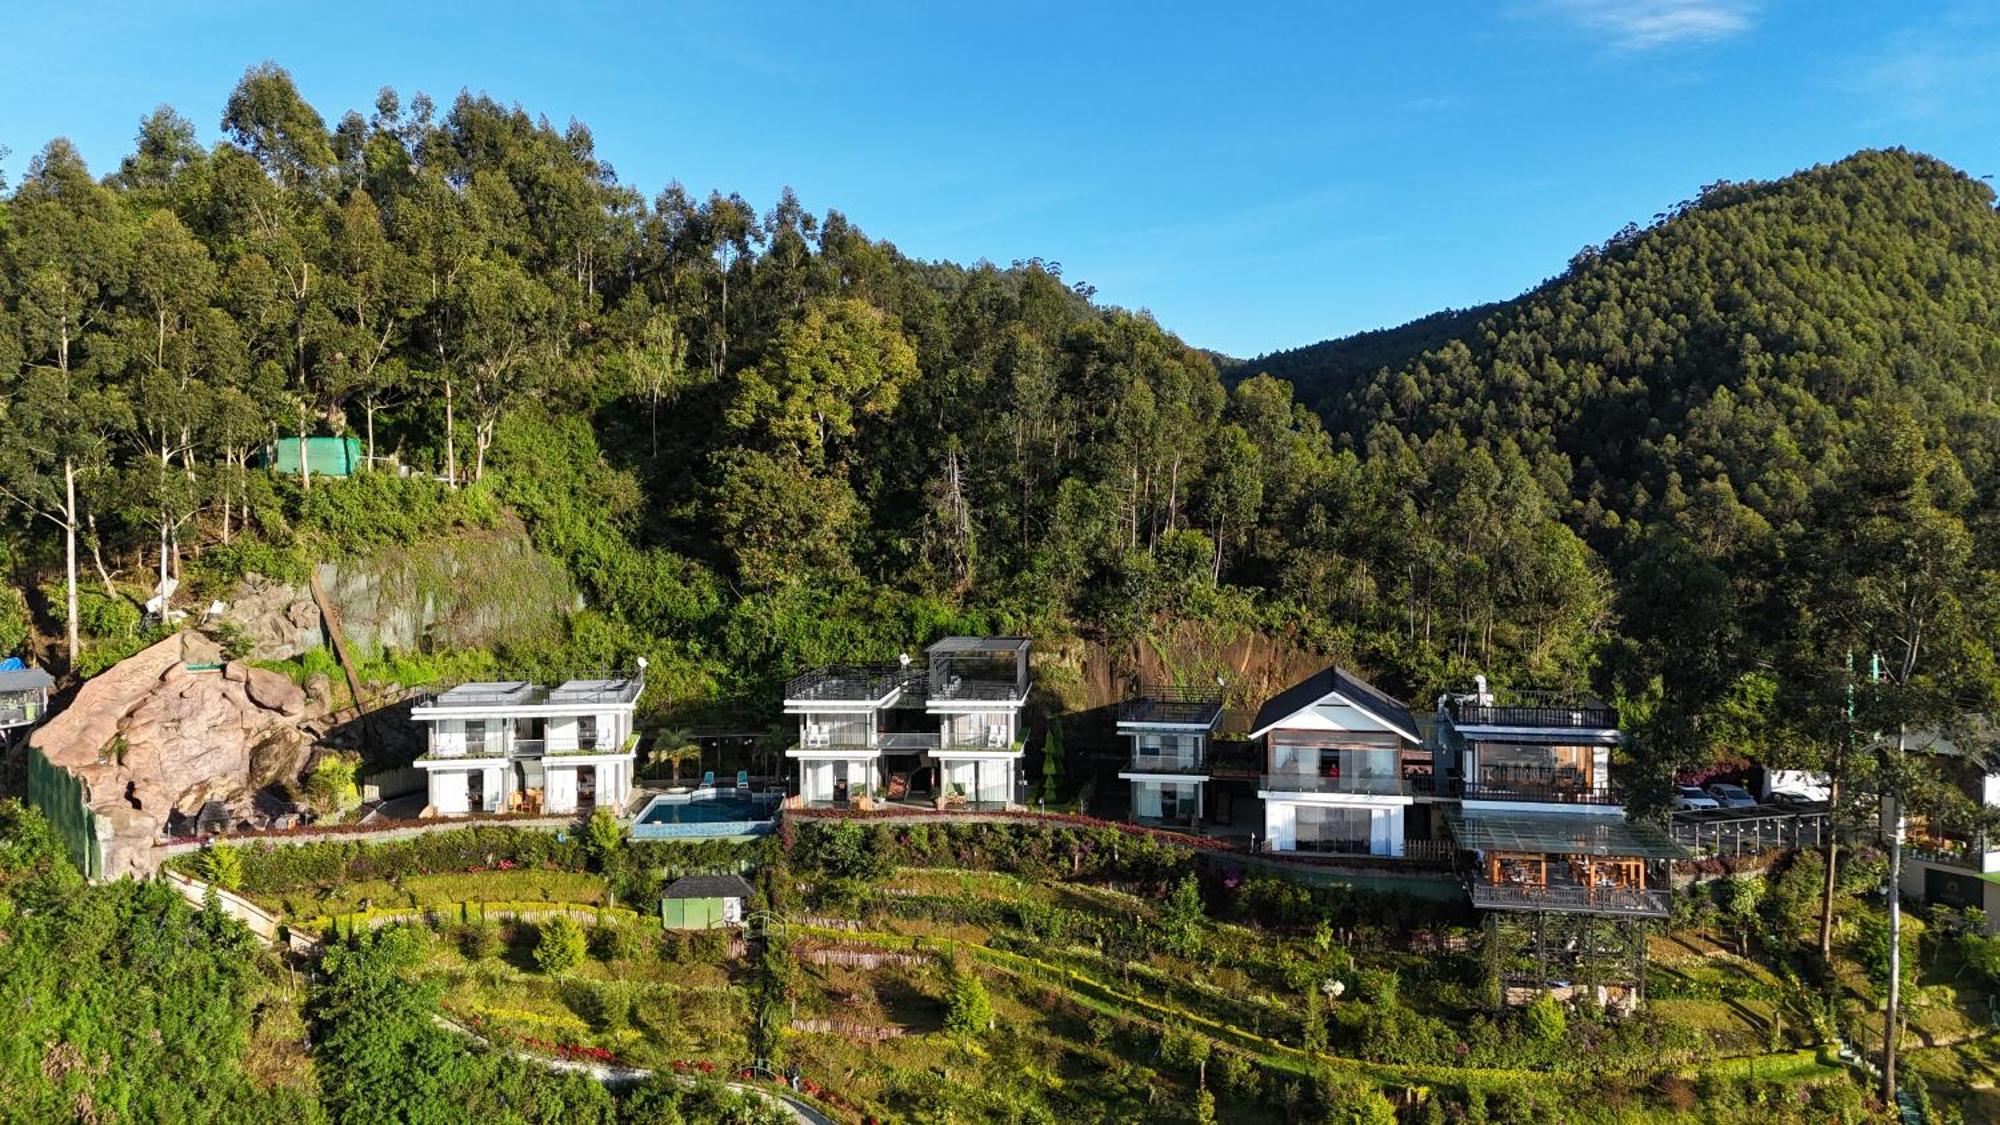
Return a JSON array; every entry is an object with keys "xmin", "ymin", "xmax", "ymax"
[
  {"xmin": 1122, "ymin": 754, "xmax": 1210, "ymax": 776},
  {"xmin": 1468, "ymin": 879, "xmax": 1669, "ymax": 918},
  {"xmin": 1446, "ymin": 692, "xmax": 1616, "ymax": 730},
  {"xmin": 1459, "ymin": 774, "xmax": 1618, "ymax": 806},
  {"xmin": 1259, "ymin": 773, "xmax": 1412, "ymax": 798},
  {"xmin": 419, "ymin": 738, "xmax": 508, "ymax": 761},
  {"xmin": 794, "ymin": 731, "xmax": 942, "ymax": 754},
  {"xmin": 541, "ymin": 736, "xmax": 633, "ymax": 757},
  {"xmin": 1118, "ymin": 684, "xmax": 1225, "ymax": 727},
  {"xmin": 1908, "ymin": 838, "xmax": 2000, "ymax": 874}
]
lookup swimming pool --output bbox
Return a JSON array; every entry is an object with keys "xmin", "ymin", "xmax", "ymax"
[{"xmin": 629, "ymin": 790, "xmax": 780, "ymax": 838}]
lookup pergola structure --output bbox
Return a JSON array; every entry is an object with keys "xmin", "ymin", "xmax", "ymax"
[{"xmin": 1446, "ymin": 807, "xmax": 1688, "ymax": 1009}]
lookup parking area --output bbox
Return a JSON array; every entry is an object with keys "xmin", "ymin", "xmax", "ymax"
[{"xmin": 1670, "ymin": 802, "xmax": 1830, "ymax": 856}]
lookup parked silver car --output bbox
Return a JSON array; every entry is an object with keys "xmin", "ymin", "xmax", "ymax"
[
  {"xmin": 1672, "ymin": 785, "xmax": 1720, "ymax": 811},
  {"xmin": 1705, "ymin": 782, "xmax": 1758, "ymax": 809}
]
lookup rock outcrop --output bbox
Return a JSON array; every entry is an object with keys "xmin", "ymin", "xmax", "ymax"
[
  {"xmin": 29, "ymin": 632, "xmax": 325, "ymax": 880},
  {"xmin": 213, "ymin": 521, "xmax": 576, "ymax": 661}
]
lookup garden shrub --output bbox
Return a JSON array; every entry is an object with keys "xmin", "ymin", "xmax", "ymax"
[{"xmin": 534, "ymin": 915, "xmax": 587, "ymax": 975}]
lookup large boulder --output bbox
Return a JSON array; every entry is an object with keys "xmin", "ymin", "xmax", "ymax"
[{"xmin": 28, "ymin": 632, "xmax": 328, "ymax": 880}]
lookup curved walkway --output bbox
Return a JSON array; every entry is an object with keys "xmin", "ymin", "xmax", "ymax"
[{"xmin": 431, "ymin": 1013, "xmax": 836, "ymax": 1125}]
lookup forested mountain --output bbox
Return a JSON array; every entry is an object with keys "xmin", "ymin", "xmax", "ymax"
[
  {"xmin": 1225, "ymin": 303, "xmax": 1496, "ymax": 411},
  {"xmin": 0, "ymin": 67, "xmax": 1994, "ymax": 790},
  {"xmin": 1244, "ymin": 148, "xmax": 2000, "ymax": 780}
]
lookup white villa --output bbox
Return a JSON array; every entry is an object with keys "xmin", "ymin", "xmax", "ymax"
[
  {"xmin": 1117, "ymin": 684, "xmax": 1225, "ymax": 826},
  {"xmin": 784, "ymin": 637, "xmax": 1030, "ymax": 809},
  {"xmin": 1252, "ymin": 666, "xmax": 1424, "ymax": 856},
  {"xmin": 411, "ymin": 670, "xmax": 643, "ymax": 817}
]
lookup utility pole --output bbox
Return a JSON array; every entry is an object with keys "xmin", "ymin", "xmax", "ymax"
[{"xmin": 1875, "ymin": 651, "xmax": 1904, "ymax": 1106}]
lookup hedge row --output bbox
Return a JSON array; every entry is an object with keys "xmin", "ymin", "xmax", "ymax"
[{"xmin": 168, "ymin": 827, "xmax": 592, "ymax": 895}]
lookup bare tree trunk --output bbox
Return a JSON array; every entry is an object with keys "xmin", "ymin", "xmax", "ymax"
[
  {"xmin": 64, "ymin": 458, "xmax": 80, "ymax": 667},
  {"xmin": 1819, "ymin": 772, "xmax": 1841, "ymax": 962},
  {"xmin": 444, "ymin": 378, "xmax": 457, "ymax": 488}
]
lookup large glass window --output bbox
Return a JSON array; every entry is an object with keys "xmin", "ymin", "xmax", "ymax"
[
  {"xmin": 1271, "ymin": 735, "xmax": 1400, "ymax": 791},
  {"xmin": 1296, "ymin": 806, "xmax": 1373, "ymax": 853},
  {"xmin": 1475, "ymin": 742, "xmax": 1593, "ymax": 794}
]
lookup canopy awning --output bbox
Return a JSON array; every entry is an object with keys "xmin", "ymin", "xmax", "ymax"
[{"xmin": 1446, "ymin": 807, "xmax": 1686, "ymax": 859}]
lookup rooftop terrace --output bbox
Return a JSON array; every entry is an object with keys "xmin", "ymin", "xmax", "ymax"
[{"xmin": 1118, "ymin": 683, "xmax": 1226, "ymax": 728}]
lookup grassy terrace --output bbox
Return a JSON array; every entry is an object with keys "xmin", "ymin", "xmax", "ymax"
[{"xmin": 176, "ymin": 819, "xmax": 2000, "ymax": 1121}]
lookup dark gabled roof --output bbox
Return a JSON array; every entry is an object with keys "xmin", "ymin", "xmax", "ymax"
[
  {"xmin": 1249, "ymin": 666, "xmax": 1419, "ymax": 743},
  {"xmin": 663, "ymin": 874, "xmax": 755, "ymax": 900}
]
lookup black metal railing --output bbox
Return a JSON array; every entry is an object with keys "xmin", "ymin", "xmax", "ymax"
[
  {"xmin": 1458, "ymin": 777, "xmax": 1618, "ymax": 805},
  {"xmin": 784, "ymin": 664, "xmax": 912, "ymax": 702},
  {"xmin": 1445, "ymin": 692, "xmax": 1616, "ymax": 730},
  {"xmin": 928, "ymin": 678, "xmax": 1026, "ymax": 704},
  {"xmin": 1468, "ymin": 880, "xmax": 1668, "ymax": 917},
  {"xmin": 1117, "ymin": 684, "xmax": 1226, "ymax": 725}
]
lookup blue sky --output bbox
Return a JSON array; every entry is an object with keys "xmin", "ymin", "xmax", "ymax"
[{"xmin": 6, "ymin": 2, "xmax": 2000, "ymax": 357}]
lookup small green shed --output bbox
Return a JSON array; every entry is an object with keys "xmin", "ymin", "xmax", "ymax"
[
  {"xmin": 660, "ymin": 874, "xmax": 753, "ymax": 929},
  {"xmin": 254, "ymin": 436, "xmax": 364, "ymax": 478}
]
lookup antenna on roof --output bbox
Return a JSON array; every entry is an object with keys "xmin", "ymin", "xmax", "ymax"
[{"xmin": 898, "ymin": 652, "xmax": 911, "ymax": 668}]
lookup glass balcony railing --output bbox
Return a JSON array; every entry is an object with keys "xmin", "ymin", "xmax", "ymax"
[
  {"xmin": 1259, "ymin": 773, "xmax": 1412, "ymax": 797},
  {"xmin": 1123, "ymin": 755, "xmax": 1209, "ymax": 775}
]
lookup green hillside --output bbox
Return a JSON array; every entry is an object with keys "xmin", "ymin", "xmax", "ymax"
[{"xmin": 1235, "ymin": 148, "xmax": 2000, "ymax": 773}]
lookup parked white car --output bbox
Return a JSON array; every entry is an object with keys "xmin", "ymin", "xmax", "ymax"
[
  {"xmin": 1673, "ymin": 785, "xmax": 1720, "ymax": 811},
  {"xmin": 1706, "ymin": 782, "xmax": 1758, "ymax": 809}
]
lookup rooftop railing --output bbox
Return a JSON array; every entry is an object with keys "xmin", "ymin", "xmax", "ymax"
[
  {"xmin": 1117, "ymin": 684, "xmax": 1226, "ymax": 725},
  {"xmin": 1445, "ymin": 692, "xmax": 1616, "ymax": 730},
  {"xmin": 1458, "ymin": 775, "xmax": 1619, "ymax": 805},
  {"xmin": 785, "ymin": 664, "xmax": 916, "ymax": 703}
]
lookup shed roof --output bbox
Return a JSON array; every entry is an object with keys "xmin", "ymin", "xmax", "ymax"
[
  {"xmin": 663, "ymin": 874, "xmax": 755, "ymax": 900},
  {"xmin": 925, "ymin": 636, "xmax": 1031, "ymax": 656},
  {"xmin": 0, "ymin": 666, "xmax": 54, "ymax": 692}
]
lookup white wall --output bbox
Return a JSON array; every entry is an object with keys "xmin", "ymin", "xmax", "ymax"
[
  {"xmin": 546, "ymin": 765, "xmax": 578, "ymax": 813},
  {"xmin": 431, "ymin": 769, "xmax": 469, "ymax": 814}
]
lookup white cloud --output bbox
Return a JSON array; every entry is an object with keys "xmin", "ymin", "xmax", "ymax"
[
  {"xmin": 1846, "ymin": 8, "xmax": 2000, "ymax": 122},
  {"xmin": 1537, "ymin": 0, "xmax": 1756, "ymax": 50}
]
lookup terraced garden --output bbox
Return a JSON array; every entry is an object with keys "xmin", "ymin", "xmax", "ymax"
[{"xmin": 175, "ymin": 817, "xmax": 2000, "ymax": 1122}]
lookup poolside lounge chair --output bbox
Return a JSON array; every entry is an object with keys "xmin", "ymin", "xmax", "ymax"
[
  {"xmin": 699, "ymin": 771, "xmax": 716, "ymax": 790},
  {"xmin": 735, "ymin": 770, "xmax": 750, "ymax": 791}
]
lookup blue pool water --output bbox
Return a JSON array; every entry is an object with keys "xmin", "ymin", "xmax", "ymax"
[
  {"xmin": 639, "ymin": 794, "xmax": 766, "ymax": 824},
  {"xmin": 630, "ymin": 791, "xmax": 779, "ymax": 838}
]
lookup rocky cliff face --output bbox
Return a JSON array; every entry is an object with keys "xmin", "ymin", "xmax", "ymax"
[
  {"xmin": 29, "ymin": 632, "xmax": 329, "ymax": 880},
  {"xmin": 215, "ymin": 522, "xmax": 577, "ymax": 661}
]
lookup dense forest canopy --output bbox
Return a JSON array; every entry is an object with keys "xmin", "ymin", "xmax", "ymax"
[{"xmin": 0, "ymin": 66, "xmax": 1996, "ymax": 793}]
